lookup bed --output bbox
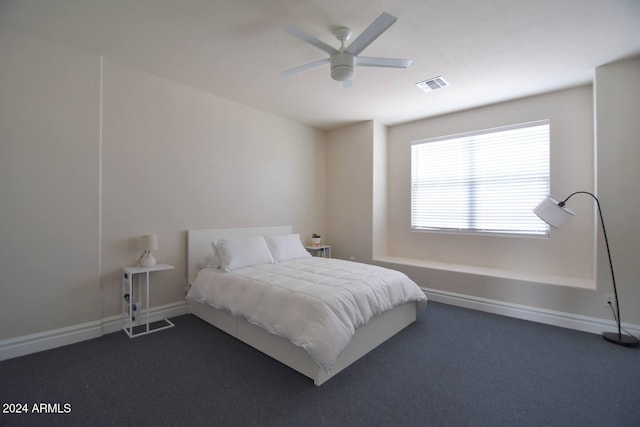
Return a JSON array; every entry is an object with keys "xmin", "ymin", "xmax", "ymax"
[{"xmin": 186, "ymin": 226, "xmax": 427, "ymax": 385}]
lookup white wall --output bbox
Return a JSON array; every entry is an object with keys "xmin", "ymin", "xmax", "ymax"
[
  {"xmin": 0, "ymin": 28, "xmax": 326, "ymax": 341},
  {"xmin": 326, "ymin": 120, "xmax": 389, "ymax": 262},
  {"xmin": 372, "ymin": 121, "xmax": 388, "ymax": 259},
  {"xmin": 594, "ymin": 56, "xmax": 640, "ymax": 326},
  {"xmin": 2, "ymin": 22, "xmax": 637, "ymax": 349},
  {"xmin": 326, "ymin": 121, "xmax": 373, "ymax": 263},
  {"xmin": 0, "ymin": 29, "xmax": 101, "ymax": 338},
  {"xmin": 326, "ymin": 58, "xmax": 640, "ymax": 327},
  {"xmin": 100, "ymin": 60, "xmax": 326, "ymax": 317},
  {"xmin": 387, "ymin": 86, "xmax": 595, "ymax": 283},
  {"xmin": 379, "ymin": 86, "xmax": 609, "ymax": 320}
]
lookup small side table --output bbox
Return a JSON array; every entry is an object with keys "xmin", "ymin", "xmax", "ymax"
[
  {"xmin": 122, "ymin": 263, "xmax": 175, "ymax": 338},
  {"xmin": 304, "ymin": 245, "xmax": 332, "ymax": 258}
]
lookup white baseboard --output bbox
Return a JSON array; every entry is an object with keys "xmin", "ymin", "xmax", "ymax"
[
  {"xmin": 0, "ymin": 301, "xmax": 187, "ymax": 362},
  {"xmin": 423, "ymin": 287, "xmax": 640, "ymax": 337},
  {"xmin": 4, "ymin": 292, "xmax": 637, "ymax": 362}
]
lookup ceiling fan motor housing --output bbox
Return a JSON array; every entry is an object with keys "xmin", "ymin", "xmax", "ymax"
[{"xmin": 331, "ymin": 52, "xmax": 355, "ymax": 82}]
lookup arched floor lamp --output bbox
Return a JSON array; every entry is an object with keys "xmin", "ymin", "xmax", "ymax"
[{"xmin": 534, "ymin": 191, "xmax": 639, "ymax": 348}]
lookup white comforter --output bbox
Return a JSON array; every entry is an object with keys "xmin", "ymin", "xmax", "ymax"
[{"xmin": 186, "ymin": 257, "xmax": 427, "ymax": 370}]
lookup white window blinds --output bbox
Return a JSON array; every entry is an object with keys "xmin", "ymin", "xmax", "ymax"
[{"xmin": 411, "ymin": 120, "xmax": 550, "ymax": 236}]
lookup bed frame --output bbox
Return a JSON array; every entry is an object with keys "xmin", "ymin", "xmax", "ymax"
[{"xmin": 186, "ymin": 226, "xmax": 417, "ymax": 386}]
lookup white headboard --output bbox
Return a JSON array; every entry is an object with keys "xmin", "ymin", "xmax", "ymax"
[{"xmin": 187, "ymin": 225, "xmax": 292, "ymax": 285}]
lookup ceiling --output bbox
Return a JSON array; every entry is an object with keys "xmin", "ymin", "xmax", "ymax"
[{"xmin": 2, "ymin": 0, "xmax": 639, "ymax": 130}]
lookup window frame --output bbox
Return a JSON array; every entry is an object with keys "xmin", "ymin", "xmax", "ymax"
[{"xmin": 410, "ymin": 120, "xmax": 551, "ymax": 238}]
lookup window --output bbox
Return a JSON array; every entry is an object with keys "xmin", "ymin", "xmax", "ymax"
[{"xmin": 411, "ymin": 120, "xmax": 550, "ymax": 236}]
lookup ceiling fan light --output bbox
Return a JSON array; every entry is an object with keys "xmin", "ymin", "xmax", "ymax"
[
  {"xmin": 331, "ymin": 52, "xmax": 355, "ymax": 82},
  {"xmin": 331, "ymin": 65, "xmax": 354, "ymax": 82}
]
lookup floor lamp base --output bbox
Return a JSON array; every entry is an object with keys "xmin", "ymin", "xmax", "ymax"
[{"xmin": 602, "ymin": 331, "xmax": 640, "ymax": 348}]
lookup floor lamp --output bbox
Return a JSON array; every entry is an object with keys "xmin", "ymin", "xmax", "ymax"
[{"xmin": 534, "ymin": 191, "xmax": 639, "ymax": 348}]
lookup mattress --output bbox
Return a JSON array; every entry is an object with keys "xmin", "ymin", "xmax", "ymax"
[{"xmin": 186, "ymin": 256, "xmax": 427, "ymax": 370}]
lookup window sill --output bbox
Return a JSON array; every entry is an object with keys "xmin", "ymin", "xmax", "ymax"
[{"xmin": 373, "ymin": 255, "xmax": 595, "ymax": 289}]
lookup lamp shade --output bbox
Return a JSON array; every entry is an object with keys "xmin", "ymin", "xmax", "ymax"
[
  {"xmin": 533, "ymin": 196, "xmax": 575, "ymax": 228},
  {"xmin": 141, "ymin": 234, "xmax": 158, "ymax": 251}
]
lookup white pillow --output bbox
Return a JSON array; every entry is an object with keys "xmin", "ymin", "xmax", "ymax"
[
  {"xmin": 198, "ymin": 251, "xmax": 220, "ymax": 270},
  {"xmin": 214, "ymin": 236, "xmax": 275, "ymax": 272},
  {"xmin": 264, "ymin": 233, "xmax": 311, "ymax": 262}
]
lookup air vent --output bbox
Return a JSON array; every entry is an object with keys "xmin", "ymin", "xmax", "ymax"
[{"xmin": 416, "ymin": 76, "xmax": 449, "ymax": 92}]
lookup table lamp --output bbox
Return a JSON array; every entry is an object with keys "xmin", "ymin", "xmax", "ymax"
[{"xmin": 139, "ymin": 234, "xmax": 158, "ymax": 268}]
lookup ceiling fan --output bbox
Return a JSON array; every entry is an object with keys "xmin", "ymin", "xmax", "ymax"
[{"xmin": 282, "ymin": 12, "xmax": 412, "ymax": 88}]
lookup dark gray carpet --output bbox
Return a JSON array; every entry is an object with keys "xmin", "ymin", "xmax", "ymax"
[{"xmin": 1, "ymin": 302, "xmax": 639, "ymax": 427}]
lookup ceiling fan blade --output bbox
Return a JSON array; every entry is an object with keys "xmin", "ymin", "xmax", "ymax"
[
  {"xmin": 356, "ymin": 56, "xmax": 413, "ymax": 68},
  {"xmin": 341, "ymin": 79, "xmax": 353, "ymax": 89},
  {"xmin": 281, "ymin": 58, "xmax": 330, "ymax": 76},
  {"xmin": 345, "ymin": 12, "xmax": 397, "ymax": 56},
  {"xmin": 284, "ymin": 26, "xmax": 339, "ymax": 56}
]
